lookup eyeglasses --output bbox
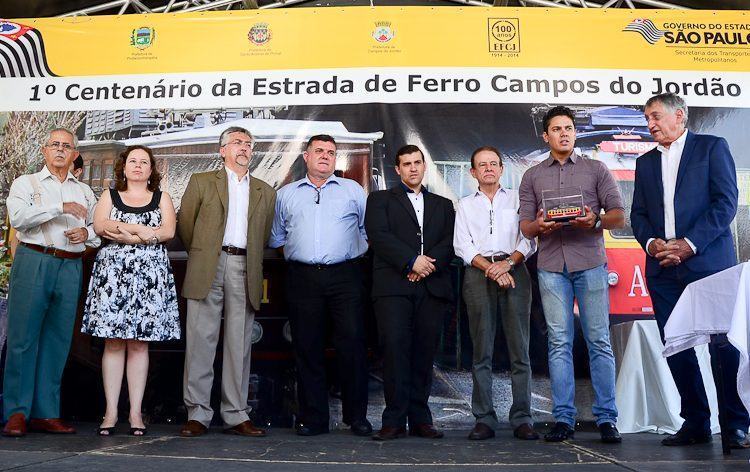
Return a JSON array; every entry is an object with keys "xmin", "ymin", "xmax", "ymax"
[
  {"xmin": 224, "ymin": 140, "xmax": 253, "ymax": 148},
  {"xmin": 46, "ymin": 142, "xmax": 76, "ymax": 152},
  {"xmin": 314, "ymin": 187, "xmax": 321, "ymax": 205}
]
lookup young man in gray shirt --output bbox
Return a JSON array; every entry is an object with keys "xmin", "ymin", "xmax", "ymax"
[{"xmin": 519, "ymin": 106, "xmax": 625, "ymax": 444}]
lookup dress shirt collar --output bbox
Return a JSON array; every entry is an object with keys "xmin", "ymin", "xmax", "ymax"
[
  {"xmin": 299, "ymin": 174, "xmax": 340, "ymax": 189},
  {"xmin": 656, "ymin": 128, "xmax": 688, "ymax": 155},
  {"xmin": 400, "ymin": 181, "xmax": 427, "ymax": 195},
  {"xmin": 39, "ymin": 164, "xmax": 76, "ymax": 182},
  {"xmin": 473, "ymin": 186, "xmax": 506, "ymax": 199},
  {"xmin": 544, "ymin": 151, "xmax": 579, "ymax": 167},
  {"xmin": 225, "ymin": 166, "xmax": 250, "ymax": 184}
]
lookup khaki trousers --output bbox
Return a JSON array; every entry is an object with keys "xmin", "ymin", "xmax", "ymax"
[{"xmin": 183, "ymin": 251, "xmax": 255, "ymax": 428}]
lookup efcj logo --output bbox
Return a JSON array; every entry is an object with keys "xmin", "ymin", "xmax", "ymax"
[
  {"xmin": 372, "ymin": 21, "xmax": 395, "ymax": 43},
  {"xmin": 248, "ymin": 23, "xmax": 272, "ymax": 46},
  {"xmin": 623, "ymin": 19, "xmax": 666, "ymax": 45},
  {"xmin": 488, "ymin": 18, "xmax": 520, "ymax": 53},
  {"xmin": 130, "ymin": 26, "xmax": 155, "ymax": 49}
]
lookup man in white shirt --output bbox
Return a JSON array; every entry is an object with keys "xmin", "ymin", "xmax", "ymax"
[
  {"xmin": 3, "ymin": 127, "xmax": 100, "ymax": 437},
  {"xmin": 453, "ymin": 146, "xmax": 537, "ymax": 441},
  {"xmin": 178, "ymin": 126, "xmax": 276, "ymax": 438},
  {"xmin": 631, "ymin": 93, "xmax": 749, "ymax": 448}
]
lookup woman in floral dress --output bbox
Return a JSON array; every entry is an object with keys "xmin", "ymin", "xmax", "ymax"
[{"xmin": 82, "ymin": 145, "xmax": 180, "ymax": 436}]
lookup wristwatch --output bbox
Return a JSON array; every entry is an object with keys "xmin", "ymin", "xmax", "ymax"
[
  {"xmin": 506, "ymin": 258, "xmax": 515, "ymax": 272},
  {"xmin": 593, "ymin": 213, "xmax": 602, "ymax": 230},
  {"xmin": 149, "ymin": 235, "xmax": 159, "ymax": 245}
]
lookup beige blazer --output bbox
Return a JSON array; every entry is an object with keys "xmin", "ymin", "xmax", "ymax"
[{"xmin": 177, "ymin": 169, "xmax": 276, "ymax": 311}]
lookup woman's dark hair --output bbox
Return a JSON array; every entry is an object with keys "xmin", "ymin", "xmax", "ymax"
[{"xmin": 114, "ymin": 145, "xmax": 161, "ymax": 192}]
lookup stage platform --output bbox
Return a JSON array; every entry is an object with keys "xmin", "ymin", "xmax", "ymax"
[{"xmin": 0, "ymin": 424, "xmax": 747, "ymax": 471}]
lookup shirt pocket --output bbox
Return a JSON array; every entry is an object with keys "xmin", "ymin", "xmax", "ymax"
[
  {"xmin": 330, "ymin": 199, "xmax": 357, "ymax": 221},
  {"xmin": 498, "ymin": 209, "xmax": 520, "ymax": 240}
]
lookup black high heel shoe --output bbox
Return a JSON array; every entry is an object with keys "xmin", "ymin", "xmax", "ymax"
[
  {"xmin": 129, "ymin": 426, "xmax": 147, "ymax": 436},
  {"xmin": 97, "ymin": 426, "xmax": 116, "ymax": 436}
]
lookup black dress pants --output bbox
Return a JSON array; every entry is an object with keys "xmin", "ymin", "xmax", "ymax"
[
  {"xmin": 286, "ymin": 260, "xmax": 368, "ymax": 427},
  {"xmin": 374, "ymin": 283, "xmax": 450, "ymax": 428}
]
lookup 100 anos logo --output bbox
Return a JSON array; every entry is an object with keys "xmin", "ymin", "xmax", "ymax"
[{"xmin": 488, "ymin": 18, "xmax": 520, "ymax": 53}]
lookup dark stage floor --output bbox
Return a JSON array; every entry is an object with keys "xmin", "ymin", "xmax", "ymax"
[
  {"xmin": 0, "ymin": 425, "xmax": 747, "ymax": 471},
  {"xmin": 2, "ymin": 369, "xmax": 747, "ymax": 470}
]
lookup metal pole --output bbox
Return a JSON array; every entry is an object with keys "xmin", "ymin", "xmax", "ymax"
[{"xmin": 709, "ymin": 334, "xmax": 732, "ymax": 456}]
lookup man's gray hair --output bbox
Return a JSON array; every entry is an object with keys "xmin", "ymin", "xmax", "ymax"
[
  {"xmin": 43, "ymin": 127, "xmax": 79, "ymax": 148},
  {"xmin": 219, "ymin": 126, "xmax": 253, "ymax": 147},
  {"xmin": 646, "ymin": 93, "xmax": 689, "ymax": 125}
]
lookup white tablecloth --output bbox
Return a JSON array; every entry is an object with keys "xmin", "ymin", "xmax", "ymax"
[
  {"xmin": 663, "ymin": 262, "xmax": 750, "ymax": 413},
  {"xmin": 612, "ymin": 320, "xmax": 719, "ymax": 434}
]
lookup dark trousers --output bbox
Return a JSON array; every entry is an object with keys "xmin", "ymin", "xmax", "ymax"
[
  {"xmin": 463, "ymin": 265, "xmax": 533, "ymax": 429},
  {"xmin": 648, "ymin": 265, "xmax": 750, "ymax": 433},
  {"xmin": 373, "ymin": 284, "xmax": 449, "ymax": 428},
  {"xmin": 286, "ymin": 261, "xmax": 368, "ymax": 427}
]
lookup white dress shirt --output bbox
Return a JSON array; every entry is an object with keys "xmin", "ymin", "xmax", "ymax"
[
  {"xmin": 406, "ymin": 187, "xmax": 425, "ymax": 255},
  {"xmin": 7, "ymin": 166, "xmax": 100, "ymax": 251},
  {"xmin": 453, "ymin": 186, "xmax": 536, "ymax": 266},
  {"xmin": 222, "ymin": 167, "xmax": 250, "ymax": 248},
  {"xmin": 646, "ymin": 129, "xmax": 696, "ymax": 255}
]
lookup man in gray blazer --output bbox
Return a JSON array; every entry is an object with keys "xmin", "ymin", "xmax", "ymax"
[{"xmin": 177, "ymin": 126, "xmax": 276, "ymax": 437}]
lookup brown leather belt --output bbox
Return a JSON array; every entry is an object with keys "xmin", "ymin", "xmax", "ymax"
[
  {"xmin": 222, "ymin": 245, "xmax": 247, "ymax": 256},
  {"xmin": 482, "ymin": 253, "xmax": 510, "ymax": 263},
  {"xmin": 21, "ymin": 242, "xmax": 84, "ymax": 259}
]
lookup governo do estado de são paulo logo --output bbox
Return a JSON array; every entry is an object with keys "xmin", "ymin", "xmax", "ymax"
[{"xmin": 623, "ymin": 18, "xmax": 750, "ymax": 47}]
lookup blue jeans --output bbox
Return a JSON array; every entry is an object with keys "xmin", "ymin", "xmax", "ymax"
[{"xmin": 537, "ymin": 264, "xmax": 617, "ymax": 427}]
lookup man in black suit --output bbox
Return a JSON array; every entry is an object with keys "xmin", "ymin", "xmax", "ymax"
[{"xmin": 365, "ymin": 144, "xmax": 455, "ymax": 441}]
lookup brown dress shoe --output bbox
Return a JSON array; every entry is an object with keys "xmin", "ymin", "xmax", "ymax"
[
  {"xmin": 29, "ymin": 418, "xmax": 75, "ymax": 434},
  {"xmin": 372, "ymin": 426, "xmax": 407, "ymax": 441},
  {"xmin": 409, "ymin": 423, "xmax": 444, "ymax": 439},
  {"xmin": 513, "ymin": 423, "xmax": 540, "ymax": 440},
  {"xmin": 180, "ymin": 420, "xmax": 208, "ymax": 437},
  {"xmin": 223, "ymin": 420, "xmax": 266, "ymax": 437},
  {"xmin": 2, "ymin": 413, "xmax": 27, "ymax": 437},
  {"xmin": 468, "ymin": 422, "xmax": 495, "ymax": 440}
]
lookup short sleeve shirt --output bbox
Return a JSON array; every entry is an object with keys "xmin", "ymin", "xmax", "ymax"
[{"xmin": 518, "ymin": 152, "xmax": 624, "ymax": 273}]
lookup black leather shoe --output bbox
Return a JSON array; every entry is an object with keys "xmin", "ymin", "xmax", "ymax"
[
  {"xmin": 727, "ymin": 429, "xmax": 750, "ymax": 449},
  {"xmin": 372, "ymin": 426, "xmax": 407, "ymax": 441},
  {"xmin": 598, "ymin": 422, "xmax": 622, "ymax": 444},
  {"xmin": 350, "ymin": 419, "xmax": 373, "ymax": 437},
  {"xmin": 661, "ymin": 425, "xmax": 712, "ymax": 446},
  {"xmin": 468, "ymin": 423, "xmax": 495, "ymax": 440},
  {"xmin": 513, "ymin": 423, "xmax": 540, "ymax": 440},
  {"xmin": 544, "ymin": 422, "xmax": 575, "ymax": 442},
  {"xmin": 296, "ymin": 423, "xmax": 329, "ymax": 436}
]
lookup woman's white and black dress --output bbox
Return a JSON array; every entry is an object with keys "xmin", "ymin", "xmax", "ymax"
[{"xmin": 82, "ymin": 189, "xmax": 180, "ymax": 341}]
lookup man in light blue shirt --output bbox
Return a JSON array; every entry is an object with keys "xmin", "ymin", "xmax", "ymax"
[{"xmin": 269, "ymin": 134, "xmax": 372, "ymax": 437}]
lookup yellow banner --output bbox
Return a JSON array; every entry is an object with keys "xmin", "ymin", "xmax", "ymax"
[
  {"xmin": 2, "ymin": 8, "xmax": 749, "ymax": 111},
  {"xmin": 7, "ymin": 7, "xmax": 750, "ymax": 75}
]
